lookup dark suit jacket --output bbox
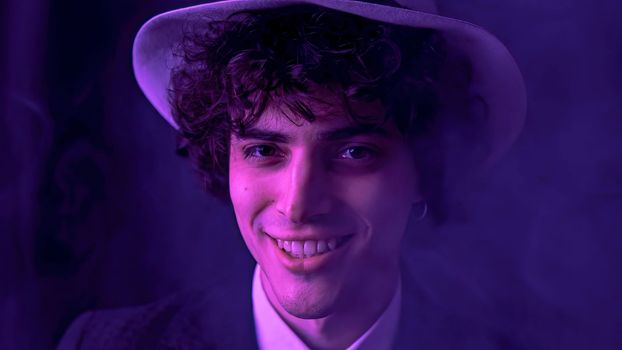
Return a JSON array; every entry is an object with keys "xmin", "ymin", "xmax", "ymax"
[{"xmin": 57, "ymin": 265, "xmax": 528, "ymax": 350}]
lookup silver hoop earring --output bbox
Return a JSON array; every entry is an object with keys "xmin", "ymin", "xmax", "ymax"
[{"xmin": 412, "ymin": 201, "xmax": 428, "ymax": 221}]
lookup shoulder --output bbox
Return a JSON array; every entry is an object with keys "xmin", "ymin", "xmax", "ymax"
[{"xmin": 56, "ymin": 291, "xmax": 209, "ymax": 350}]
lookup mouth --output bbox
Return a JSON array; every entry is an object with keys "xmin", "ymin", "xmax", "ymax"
[
  {"xmin": 262, "ymin": 230, "xmax": 356, "ymax": 273},
  {"xmin": 270, "ymin": 235, "xmax": 354, "ymax": 259}
]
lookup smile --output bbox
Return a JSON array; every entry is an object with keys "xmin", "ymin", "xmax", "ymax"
[
  {"xmin": 263, "ymin": 231, "xmax": 355, "ymax": 273},
  {"xmin": 275, "ymin": 236, "xmax": 353, "ymax": 259}
]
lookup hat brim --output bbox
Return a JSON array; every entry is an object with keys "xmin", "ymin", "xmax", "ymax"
[{"xmin": 132, "ymin": 0, "xmax": 526, "ymax": 167}]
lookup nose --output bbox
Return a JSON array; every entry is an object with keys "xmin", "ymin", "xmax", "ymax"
[{"xmin": 275, "ymin": 151, "xmax": 332, "ymax": 223}]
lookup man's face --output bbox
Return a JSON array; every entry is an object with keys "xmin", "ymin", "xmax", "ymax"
[{"xmin": 229, "ymin": 88, "xmax": 421, "ymax": 319}]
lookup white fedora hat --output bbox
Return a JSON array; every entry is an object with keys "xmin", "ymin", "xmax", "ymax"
[{"xmin": 132, "ymin": 0, "xmax": 526, "ymax": 167}]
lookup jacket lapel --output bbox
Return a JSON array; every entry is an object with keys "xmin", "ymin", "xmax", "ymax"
[{"xmin": 160, "ymin": 264, "xmax": 259, "ymax": 350}]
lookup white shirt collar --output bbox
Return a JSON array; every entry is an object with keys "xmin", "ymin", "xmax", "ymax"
[{"xmin": 252, "ymin": 264, "xmax": 402, "ymax": 350}]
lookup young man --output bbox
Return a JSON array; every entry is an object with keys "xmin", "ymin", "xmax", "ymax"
[{"xmin": 58, "ymin": 0, "xmax": 526, "ymax": 349}]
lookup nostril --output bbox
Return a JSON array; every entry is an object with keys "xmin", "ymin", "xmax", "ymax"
[
  {"xmin": 274, "ymin": 178, "xmax": 334, "ymax": 223},
  {"xmin": 275, "ymin": 199, "xmax": 306, "ymax": 223}
]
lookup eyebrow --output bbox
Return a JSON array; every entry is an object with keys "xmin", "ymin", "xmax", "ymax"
[
  {"xmin": 234, "ymin": 125, "xmax": 391, "ymax": 143},
  {"xmin": 319, "ymin": 125, "xmax": 391, "ymax": 141},
  {"xmin": 234, "ymin": 128, "xmax": 291, "ymax": 143}
]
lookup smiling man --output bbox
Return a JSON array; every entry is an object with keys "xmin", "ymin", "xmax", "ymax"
[
  {"xmin": 58, "ymin": 0, "xmax": 526, "ymax": 349},
  {"xmin": 228, "ymin": 85, "xmax": 419, "ymax": 348}
]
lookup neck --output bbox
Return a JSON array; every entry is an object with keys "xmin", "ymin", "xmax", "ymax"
[{"xmin": 260, "ymin": 270, "xmax": 400, "ymax": 350}]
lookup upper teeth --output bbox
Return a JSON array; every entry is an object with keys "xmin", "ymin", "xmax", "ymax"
[{"xmin": 277, "ymin": 238, "xmax": 338, "ymax": 258}]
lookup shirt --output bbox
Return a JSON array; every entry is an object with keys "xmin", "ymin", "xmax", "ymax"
[{"xmin": 252, "ymin": 265, "xmax": 402, "ymax": 350}]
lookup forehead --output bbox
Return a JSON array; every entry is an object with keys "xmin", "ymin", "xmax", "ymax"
[
  {"xmin": 231, "ymin": 85, "xmax": 405, "ymax": 142},
  {"xmin": 232, "ymin": 105, "xmax": 405, "ymax": 146}
]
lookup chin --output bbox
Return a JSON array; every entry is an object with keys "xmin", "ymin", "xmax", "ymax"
[
  {"xmin": 273, "ymin": 279, "xmax": 343, "ymax": 319},
  {"xmin": 278, "ymin": 294, "xmax": 336, "ymax": 319}
]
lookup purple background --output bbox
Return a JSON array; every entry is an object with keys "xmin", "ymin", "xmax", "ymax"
[{"xmin": 2, "ymin": 0, "xmax": 621, "ymax": 349}]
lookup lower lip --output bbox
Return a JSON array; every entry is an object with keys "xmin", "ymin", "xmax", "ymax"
[{"xmin": 265, "ymin": 234, "xmax": 354, "ymax": 274}]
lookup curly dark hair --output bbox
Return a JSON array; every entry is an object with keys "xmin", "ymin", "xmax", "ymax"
[{"xmin": 169, "ymin": 4, "xmax": 471, "ymax": 224}]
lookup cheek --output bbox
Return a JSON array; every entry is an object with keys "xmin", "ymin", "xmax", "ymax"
[
  {"xmin": 230, "ymin": 169, "xmax": 263, "ymax": 222},
  {"xmin": 229, "ymin": 173, "xmax": 251, "ymax": 205},
  {"xmin": 342, "ymin": 165, "xmax": 416, "ymax": 247},
  {"xmin": 228, "ymin": 169, "xmax": 271, "ymax": 262},
  {"xmin": 351, "ymin": 178, "xmax": 412, "ymax": 226},
  {"xmin": 228, "ymin": 164, "xmax": 277, "ymax": 231},
  {"xmin": 229, "ymin": 164, "xmax": 257, "ymax": 224}
]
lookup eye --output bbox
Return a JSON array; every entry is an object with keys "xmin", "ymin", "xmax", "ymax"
[
  {"xmin": 243, "ymin": 144, "xmax": 281, "ymax": 160},
  {"xmin": 338, "ymin": 146, "xmax": 377, "ymax": 160}
]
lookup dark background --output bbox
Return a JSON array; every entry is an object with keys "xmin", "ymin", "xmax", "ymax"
[{"xmin": 2, "ymin": 0, "xmax": 621, "ymax": 349}]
